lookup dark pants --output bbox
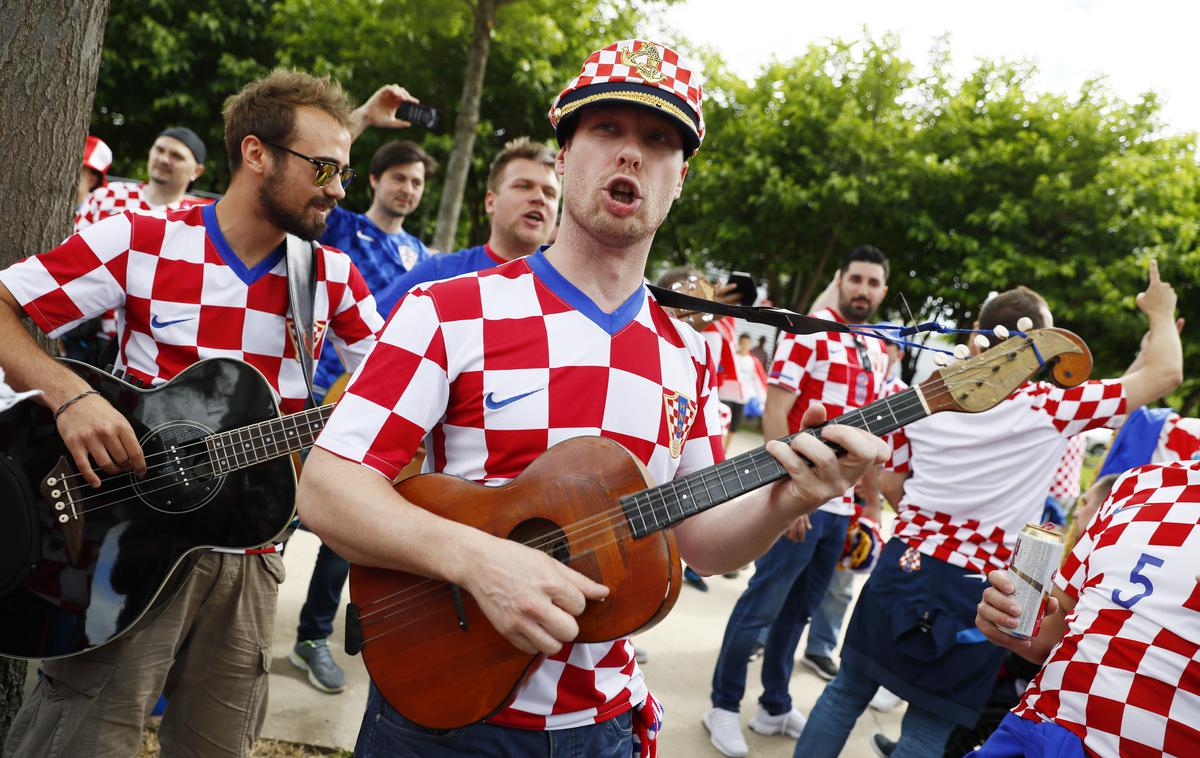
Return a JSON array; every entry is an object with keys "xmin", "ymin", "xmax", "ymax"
[
  {"xmin": 710, "ymin": 510, "xmax": 849, "ymax": 715},
  {"xmin": 354, "ymin": 683, "xmax": 635, "ymax": 757},
  {"xmin": 296, "ymin": 541, "xmax": 350, "ymax": 641}
]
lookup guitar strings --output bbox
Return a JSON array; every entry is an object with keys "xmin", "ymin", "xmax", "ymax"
[{"xmin": 55, "ymin": 369, "xmax": 1010, "ymax": 521}]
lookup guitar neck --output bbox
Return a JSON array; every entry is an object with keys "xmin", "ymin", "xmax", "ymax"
[
  {"xmin": 206, "ymin": 404, "xmax": 334, "ymax": 475},
  {"xmin": 622, "ymin": 380, "xmax": 943, "ymax": 537}
]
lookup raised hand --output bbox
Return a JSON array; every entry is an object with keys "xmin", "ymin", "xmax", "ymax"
[
  {"xmin": 350, "ymin": 84, "xmax": 420, "ymax": 138},
  {"xmin": 1135, "ymin": 258, "xmax": 1177, "ymax": 321}
]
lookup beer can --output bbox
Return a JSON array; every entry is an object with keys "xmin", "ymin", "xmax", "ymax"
[{"xmin": 997, "ymin": 523, "xmax": 1065, "ymax": 640}]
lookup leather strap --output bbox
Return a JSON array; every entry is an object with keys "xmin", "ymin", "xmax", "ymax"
[
  {"xmin": 285, "ymin": 235, "xmax": 319, "ymax": 406},
  {"xmin": 646, "ymin": 283, "xmax": 851, "ymax": 335}
]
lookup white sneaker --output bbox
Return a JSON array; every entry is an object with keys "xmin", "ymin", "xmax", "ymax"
[
  {"xmin": 747, "ymin": 704, "xmax": 807, "ymax": 738},
  {"xmin": 703, "ymin": 708, "xmax": 749, "ymax": 757},
  {"xmin": 869, "ymin": 687, "xmax": 902, "ymax": 713}
]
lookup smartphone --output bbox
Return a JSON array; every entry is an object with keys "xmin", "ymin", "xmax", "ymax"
[
  {"xmin": 398, "ymin": 102, "xmax": 440, "ymax": 130},
  {"xmin": 727, "ymin": 271, "xmax": 758, "ymax": 306}
]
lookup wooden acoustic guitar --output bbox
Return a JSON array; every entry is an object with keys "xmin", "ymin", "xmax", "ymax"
[{"xmin": 347, "ymin": 327, "xmax": 1092, "ymax": 729}]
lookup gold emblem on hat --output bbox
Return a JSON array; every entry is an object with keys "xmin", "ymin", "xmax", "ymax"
[{"xmin": 620, "ymin": 42, "xmax": 666, "ymax": 83}]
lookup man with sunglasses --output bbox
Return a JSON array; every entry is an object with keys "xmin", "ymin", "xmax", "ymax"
[
  {"xmin": 0, "ymin": 70, "xmax": 409, "ymax": 757},
  {"xmin": 703, "ymin": 244, "xmax": 891, "ymax": 757}
]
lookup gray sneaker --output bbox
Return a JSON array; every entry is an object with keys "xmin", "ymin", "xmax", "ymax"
[{"xmin": 289, "ymin": 639, "xmax": 346, "ymax": 693}]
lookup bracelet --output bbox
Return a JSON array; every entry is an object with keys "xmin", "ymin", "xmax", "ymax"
[{"xmin": 53, "ymin": 389, "xmax": 99, "ymax": 421}]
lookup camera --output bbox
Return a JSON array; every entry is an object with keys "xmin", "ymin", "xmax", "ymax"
[
  {"xmin": 398, "ymin": 102, "xmax": 440, "ymax": 130},
  {"xmin": 727, "ymin": 271, "xmax": 758, "ymax": 306}
]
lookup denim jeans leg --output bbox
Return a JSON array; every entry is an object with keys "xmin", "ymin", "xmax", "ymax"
[
  {"xmin": 710, "ymin": 536, "xmax": 819, "ymax": 712},
  {"xmin": 804, "ymin": 568, "xmax": 855, "ymax": 659},
  {"xmin": 296, "ymin": 541, "xmax": 350, "ymax": 641},
  {"xmin": 791, "ymin": 657, "xmax": 879, "ymax": 758},
  {"xmin": 760, "ymin": 511, "xmax": 848, "ymax": 714},
  {"xmin": 891, "ymin": 700, "xmax": 958, "ymax": 758}
]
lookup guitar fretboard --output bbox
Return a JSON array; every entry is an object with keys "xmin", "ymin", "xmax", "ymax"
[
  {"xmin": 621, "ymin": 384, "xmax": 935, "ymax": 537},
  {"xmin": 205, "ymin": 404, "xmax": 334, "ymax": 475}
]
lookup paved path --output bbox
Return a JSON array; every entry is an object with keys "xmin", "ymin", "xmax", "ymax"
[{"xmin": 263, "ymin": 430, "xmax": 906, "ymax": 755}]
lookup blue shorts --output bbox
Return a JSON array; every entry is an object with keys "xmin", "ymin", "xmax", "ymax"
[{"xmin": 966, "ymin": 712, "xmax": 1086, "ymax": 758}]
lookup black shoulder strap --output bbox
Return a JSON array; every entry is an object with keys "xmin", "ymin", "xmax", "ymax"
[
  {"xmin": 285, "ymin": 234, "xmax": 319, "ymax": 406},
  {"xmin": 646, "ymin": 283, "xmax": 851, "ymax": 335}
]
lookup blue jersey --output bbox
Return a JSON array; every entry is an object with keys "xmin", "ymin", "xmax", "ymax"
[
  {"xmin": 373, "ymin": 244, "xmax": 508, "ymax": 318},
  {"xmin": 313, "ymin": 206, "xmax": 431, "ymax": 393}
]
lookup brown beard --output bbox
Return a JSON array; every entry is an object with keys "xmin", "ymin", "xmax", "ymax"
[{"xmin": 259, "ymin": 165, "xmax": 331, "ymax": 241}]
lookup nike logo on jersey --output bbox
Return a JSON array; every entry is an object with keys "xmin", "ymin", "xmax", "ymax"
[
  {"xmin": 151, "ymin": 314, "xmax": 194, "ymax": 329},
  {"xmin": 356, "ymin": 230, "xmax": 376, "ymax": 243},
  {"xmin": 484, "ymin": 388, "xmax": 544, "ymax": 411}
]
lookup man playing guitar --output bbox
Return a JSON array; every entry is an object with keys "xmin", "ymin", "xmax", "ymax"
[
  {"xmin": 0, "ymin": 71, "xmax": 410, "ymax": 756},
  {"xmin": 296, "ymin": 40, "xmax": 888, "ymax": 755}
]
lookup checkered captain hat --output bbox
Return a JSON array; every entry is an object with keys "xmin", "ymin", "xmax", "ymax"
[{"xmin": 549, "ymin": 39, "xmax": 705, "ymax": 156}]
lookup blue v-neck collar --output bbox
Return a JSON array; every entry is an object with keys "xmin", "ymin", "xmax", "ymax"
[
  {"xmin": 526, "ymin": 249, "xmax": 645, "ymax": 335},
  {"xmin": 203, "ymin": 202, "xmax": 286, "ymax": 286}
]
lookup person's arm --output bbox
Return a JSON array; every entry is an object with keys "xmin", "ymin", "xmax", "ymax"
[
  {"xmin": 879, "ymin": 470, "xmax": 909, "ymax": 511},
  {"xmin": 1118, "ymin": 260, "xmax": 1183, "ymax": 409},
  {"xmin": 975, "ymin": 570, "xmax": 1075, "ymax": 663},
  {"xmin": 857, "ymin": 466, "xmax": 883, "ymax": 523},
  {"xmin": 0, "ymin": 285, "xmax": 145, "ymax": 486},
  {"xmin": 349, "ymin": 84, "xmax": 420, "ymax": 141},
  {"xmin": 673, "ymin": 403, "xmax": 888, "ymax": 574}
]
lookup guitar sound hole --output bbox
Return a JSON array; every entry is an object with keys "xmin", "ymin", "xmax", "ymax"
[
  {"xmin": 133, "ymin": 421, "xmax": 224, "ymax": 514},
  {"xmin": 508, "ymin": 518, "xmax": 569, "ymax": 564}
]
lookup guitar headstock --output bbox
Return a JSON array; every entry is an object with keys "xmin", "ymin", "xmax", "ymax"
[
  {"xmin": 666, "ymin": 275, "xmax": 717, "ymax": 330},
  {"xmin": 919, "ymin": 328, "xmax": 1092, "ymax": 414}
]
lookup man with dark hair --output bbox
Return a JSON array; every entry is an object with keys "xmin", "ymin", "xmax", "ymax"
[
  {"xmin": 311, "ymin": 138, "xmax": 436, "ymax": 395},
  {"xmin": 0, "ymin": 69, "xmax": 406, "ymax": 756},
  {"xmin": 295, "ymin": 39, "xmax": 887, "ymax": 756},
  {"xmin": 372, "ymin": 136, "xmax": 558, "ymax": 316},
  {"xmin": 704, "ymin": 244, "xmax": 890, "ymax": 757},
  {"xmin": 794, "ymin": 267, "xmax": 1181, "ymax": 758}
]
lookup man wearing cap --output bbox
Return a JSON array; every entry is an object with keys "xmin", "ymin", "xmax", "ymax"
[
  {"xmin": 74, "ymin": 126, "xmax": 209, "ymax": 232},
  {"xmin": 76, "ymin": 135, "xmax": 113, "ymax": 210},
  {"xmin": 296, "ymin": 39, "xmax": 888, "ymax": 756}
]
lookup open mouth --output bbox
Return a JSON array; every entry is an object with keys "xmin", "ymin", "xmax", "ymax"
[
  {"xmin": 604, "ymin": 176, "xmax": 642, "ymax": 211},
  {"xmin": 523, "ymin": 210, "xmax": 545, "ymax": 224}
]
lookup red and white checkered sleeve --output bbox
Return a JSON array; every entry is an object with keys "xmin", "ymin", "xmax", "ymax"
[
  {"xmin": 678, "ymin": 339, "xmax": 727, "ymax": 475},
  {"xmin": 73, "ymin": 190, "xmax": 103, "ymax": 232},
  {"xmin": 324, "ymin": 255, "xmax": 384, "ymax": 375},
  {"xmin": 767, "ymin": 332, "xmax": 815, "ymax": 395},
  {"xmin": 1158, "ymin": 414, "xmax": 1200, "ymax": 462},
  {"xmin": 0, "ymin": 213, "xmax": 131, "ymax": 338},
  {"xmin": 883, "ymin": 425, "xmax": 911, "ymax": 473},
  {"xmin": 1038, "ymin": 379, "xmax": 1127, "ymax": 437},
  {"xmin": 314, "ymin": 289, "xmax": 449, "ymax": 480},
  {"xmin": 1056, "ymin": 466, "xmax": 1143, "ymax": 600}
]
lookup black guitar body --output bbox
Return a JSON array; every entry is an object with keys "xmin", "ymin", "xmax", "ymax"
[{"xmin": 0, "ymin": 358, "xmax": 296, "ymax": 659}]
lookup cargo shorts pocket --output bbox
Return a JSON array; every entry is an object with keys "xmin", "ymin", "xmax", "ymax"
[
  {"xmin": 258, "ymin": 551, "xmax": 286, "ymax": 584},
  {"xmin": 41, "ymin": 658, "xmax": 116, "ymax": 701}
]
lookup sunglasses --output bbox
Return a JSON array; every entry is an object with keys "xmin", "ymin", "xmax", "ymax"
[{"xmin": 263, "ymin": 141, "xmax": 355, "ymax": 189}]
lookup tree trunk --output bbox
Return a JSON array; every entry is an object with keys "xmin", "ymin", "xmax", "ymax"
[
  {"xmin": 0, "ymin": 0, "xmax": 111, "ymax": 740},
  {"xmin": 432, "ymin": 0, "xmax": 506, "ymax": 252}
]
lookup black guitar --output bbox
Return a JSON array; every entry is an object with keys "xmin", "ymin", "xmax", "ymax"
[{"xmin": 0, "ymin": 358, "xmax": 332, "ymax": 660}]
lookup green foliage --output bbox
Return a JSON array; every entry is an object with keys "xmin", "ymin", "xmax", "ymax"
[{"xmin": 655, "ymin": 34, "xmax": 1200, "ymax": 411}]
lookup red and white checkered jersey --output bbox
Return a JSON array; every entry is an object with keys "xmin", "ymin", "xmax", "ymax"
[
  {"xmin": 73, "ymin": 181, "xmax": 210, "ymax": 233},
  {"xmin": 315, "ymin": 251, "xmax": 725, "ymax": 729},
  {"xmin": 1050, "ymin": 435, "xmax": 1087, "ymax": 503},
  {"xmin": 1155, "ymin": 412, "xmax": 1200, "ymax": 463},
  {"xmin": 885, "ymin": 380, "xmax": 1126, "ymax": 573},
  {"xmin": 1014, "ymin": 461, "xmax": 1200, "ymax": 757},
  {"xmin": 768, "ymin": 308, "xmax": 886, "ymax": 515},
  {"xmin": 0, "ymin": 204, "xmax": 382, "ymax": 416}
]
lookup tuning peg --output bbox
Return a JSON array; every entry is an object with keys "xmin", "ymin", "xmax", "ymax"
[
  {"xmin": 992, "ymin": 325, "xmax": 1009, "ymax": 339},
  {"xmin": 974, "ymin": 334, "xmax": 991, "ymax": 350},
  {"xmin": 933, "ymin": 353, "xmax": 950, "ymax": 366},
  {"xmin": 953, "ymin": 344, "xmax": 970, "ymax": 360},
  {"xmin": 1016, "ymin": 317, "xmax": 1033, "ymax": 332}
]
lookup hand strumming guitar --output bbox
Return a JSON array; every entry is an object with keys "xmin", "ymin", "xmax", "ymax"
[{"xmin": 55, "ymin": 391, "xmax": 147, "ymax": 488}]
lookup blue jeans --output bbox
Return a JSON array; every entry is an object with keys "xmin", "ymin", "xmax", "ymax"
[
  {"xmin": 711, "ymin": 510, "xmax": 849, "ymax": 714},
  {"xmin": 792, "ymin": 656, "xmax": 956, "ymax": 758},
  {"xmin": 804, "ymin": 567, "xmax": 855, "ymax": 659},
  {"xmin": 296, "ymin": 541, "xmax": 350, "ymax": 641},
  {"xmin": 354, "ymin": 683, "xmax": 635, "ymax": 757}
]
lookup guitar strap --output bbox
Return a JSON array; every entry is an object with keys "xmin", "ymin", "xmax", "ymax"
[
  {"xmin": 285, "ymin": 234, "xmax": 320, "ymax": 407},
  {"xmin": 646, "ymin": 284, "xmax": 852, "ymax": 336}
]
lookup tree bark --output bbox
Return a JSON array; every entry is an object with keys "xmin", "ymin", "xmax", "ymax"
[
  {"xmin": 0, "ymin": 0, "xmax": 111, "ymax": 740},
  {"xmin": 432, "ymin": 0, "xmax": 507, "ymax": 252}
]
